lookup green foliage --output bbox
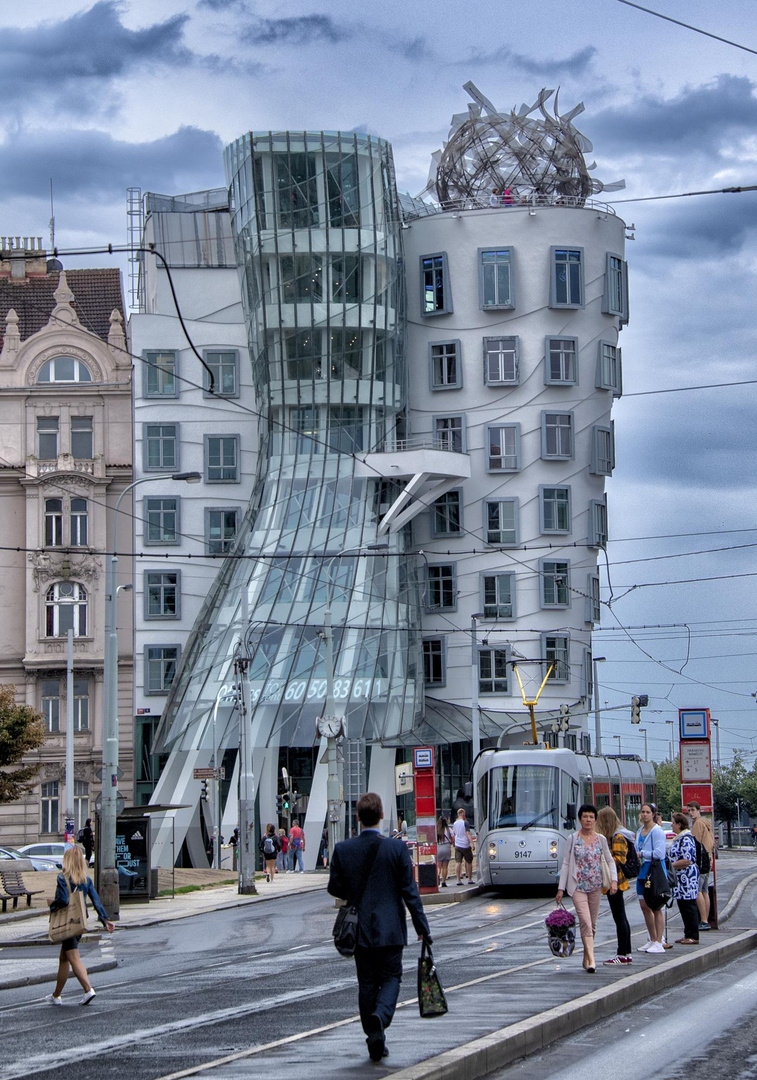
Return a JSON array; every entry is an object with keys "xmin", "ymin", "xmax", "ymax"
[
  {"xmin": 0, "ymin": 685, "xmax": 45, "ymax": 803},
  {"xmin": 653, "ymin": 758, "xmax": 681, "ymax": 818},
  {"xmin": 713, "ymin": 752, "xmax": 749, "ymax": 824}
]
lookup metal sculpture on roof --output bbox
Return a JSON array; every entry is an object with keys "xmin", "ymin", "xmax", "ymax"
[{"xmin": 426, "ymin": 82, "xmax": 624, "ymax": 207}]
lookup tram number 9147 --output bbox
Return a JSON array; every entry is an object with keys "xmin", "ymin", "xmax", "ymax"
[{"xmin": 513, "ymin": 849, "xmax": 532, "ymax": 859}]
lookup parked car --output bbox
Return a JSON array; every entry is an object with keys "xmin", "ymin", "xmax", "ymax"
[
  {"xmin": 660, "ymin": 821, "xmax": 675, "ymax": 847},
  {"xmin": 0, "ymin": 846, "xmax": 61, "ymax": 872},
  {"xmin": 16, "ymin": 841, "xmax": 76, "ymax": 868}
]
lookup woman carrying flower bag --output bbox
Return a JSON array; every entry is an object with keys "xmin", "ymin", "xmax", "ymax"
[{"xmin": 555, "ymin": 804, "xmax": 617, "ymax": 973}]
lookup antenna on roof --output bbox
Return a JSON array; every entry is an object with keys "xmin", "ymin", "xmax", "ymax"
[{"xmin": 49, "ymin": 179, "xmax": 55, "ymax": 251}]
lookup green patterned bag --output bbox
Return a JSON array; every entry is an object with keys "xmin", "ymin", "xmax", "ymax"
[{"xmin": 417, "ymin": 940, "xmax": 448, "ymax": 1018}]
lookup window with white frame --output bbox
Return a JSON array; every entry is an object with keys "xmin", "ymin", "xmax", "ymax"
[
  {"xmin": 479, "ymin": 248, "xmax": 514, "ymax": 309},
  {"xmin": 71, "ymin": 416, "xmax": 93, "ymax": 459},
  {"xmin": 482, "ymin": 572, "xmax": 515, "ymax": 619},
  {"xmin": 205, "ymin": 435, "xmax": 240, "ymax": 483},
  {"xmin": 541, "ymin": 559, "xmax": 570, "ymax": 607},
  {"xmin": 145, "ymin": 571, "xmax": 180, "ymax": 619},
  {"xmin": 144, "ymin": 351, "xmax": 178, "ymax": 397},
  {"xmin": 74, "ymin": 780, "xmax": 89, "ymax": 833},
  {"xmin": 37, "ymin": 417, "xmax": 59, "ymax": 459},
  {"xmin": 41, "ymin": 679, "xmax": 60, "ymax": 733},
  {"xmin": 486, "ymin": 424, "xmax": 520, "ymax": 471},
  {"xmin": 37, "ymin": 357, "xmax": 92, "ymax": 383},
  {"xmin": 542, "ymin": 633, "xmax": 570, "ymax": 681},
  {"xmin": 434, "ymin": 415, "xmax": 464, "ymax": 452},
  {"xmin": 206, "ymin": 508, "xmax": 240, "ymax": 554},
  {"xmin": 432, "ymin": 490, "xmax": 461, "ymax": 536},
  {"xmin": 591, "ymin": 425, "xmax": 615, "ymax": 476},
  {"xmin": 145, "ymin": 645, "xmax": 181, "ymax": 694},
  {"xmin": 484, "ymin": 499, "xmax": 518, "ymax": 545},
  {"xmin": 421, "ymin": 253, "xmax": 452, "ymax": 316},
  {"xmin": 478, "ymin": 647, "xmax": 510, "ymax": 693},
  {"xmin": 426, "ymin": 564, "xmax": 456, "ymax": 611},
  {"xmin": 550, "ymin": 247, "xmax": 584, "ymax": 308},
  {"xmin": 596, "ymin": 342, "xmax": 622, "ymax": 395},
  {"xmin": 144, "ymin": 497, "xmax": 179, "ymax": 544},
  {"xmin": 74, "ymin": 679, "xmax": 89, "ymax": 732},
  {"xmin": 587, "ymin": 573, "xmax": 601, "ymax": 624},
  {"xmin": 546, "ymin": 337, "xmax": 578, "ymax": 385},
  {"xmin": 429, "ymin": 341, "xmax": 461, "ymax": 389},
  {"xmin": 44, "ymin": 499, "xmax": 63, "ymax": 546},
  {"xmin": 422, "ymin": 639, "xmax": 446, "ymax": 685},
  {"xmin": 70, "ymin": 499, "xmax": 88, "ymax": 546},
  {"xmin": 40, "ymin": 781, "xmax": 59, "ymax": 833},
  {"xmin": 539, "ymin": 486, "xmax": 571, "ymax": 533},
  {"xmin": 45, "ymin": 582, "xmax": 87, "ymax": 637},
  {"xmin": 484, "ymin": 336, "xmax": 518, "ymax": 385},
  {"xmin": 144, "ymin": 423, "xmax": 178, "ymax": 471},
  {"xmin": 602, "ymin": 253, "xmax": 629, "ymax": 321},
  {"xmin": 589, "ymin": 498, "xmax": 608, "ymax": 548},
  {"xmin": 204, "ymin": 350, "xmax": 239, "ymax": 397},
  {"xmin": 541, "ymin": 412, "xmax": 573, "ymax": 459}
]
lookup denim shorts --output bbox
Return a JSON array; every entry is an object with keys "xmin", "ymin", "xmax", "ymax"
[{"xmin": 636, "ymin": 861, "xmax": 650, "ymax": 897}]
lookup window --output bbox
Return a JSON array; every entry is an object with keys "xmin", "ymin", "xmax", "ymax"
[
  {"xmin": 327, "ymin": 407, "xmax": 363, "ymax": 454},
  {"xmin": 332, "ymin": 255, "xmax": 362, "ymax": 303},
  {"xmin": 597, "ymin": 342, "xmax": 622, "ymax": 395},
  {"xmin": 541, "ymin": 412, "xmax": 573, "ymax": 459},
  {"xmin": 70, "ymin": 416, "xmax": 93, "ymax": 459},
  {"xmin": 422, "ymin": 639, "xmax": 446, "ymax": 686},
  {"xmin": 284, "ymin": 329, "xmax": 322, "ymax": 380},
  {"xmin": 276, "ymin": 151, "xmax": 318, "ymax": 228},
  {"xmin": 144, "ymin": 351, "xmax": 177, "ymax": 397},
  {"xmin": 426, "ymin": 564, "xmax": 456, "ymax": 611},
  {"xmin": 546, "ymin": 337, "xmax": 578, "ymax": 385},
  {"xmin": 421, "ymin": 253, "xmax": 452, "ymax": 316},
  {"xmin": 429, "ymin": 341, "xmax": 461, "ymax": 389},
  {"xmin": 204, "ymin": 350, "xmax": 239, "ymax": 397},
  {"xmin": 144, "ymin": 497, "xmax": 179, "ymax": 544},
  {"xmin": 479, "ymin": 248, "xmax": 514, "ymax": 309},
  {"xmin": 432, "ymin": 490, "xmax": 461, "ymax": 536},
  {"xmin": 486, "ymin": 424, "xmax": 520, "ymax": 471},
  {"xmin": 144, "ymin": 423, "xmax": 178, "ymax": 471},
  {"xmin": 542, "ymin": 633, "xmax": 570, "ymax": 681},
  {"xmin": 45, "ymin": 582, "xmax": 87, "ymax": 637},
  {"xmin": 589, "ymin": 498, "xmax": 608, "ymax": 548},
  {"xmin": 602, "ymin": 253, "xmax": 629, "ymax": 321},
  {"xmin": 484, "ymin": 499, "xmax": 518, "ymax": 545},
  {"xmin": 551, "ymin": 247, "xmax": 584, "ymax": 308},
  {"xmin": 145, "ymin": 571, "xmax": 180, "ymax": 619},
  {"xmin": 205, "ymin": 435, "xmax": 240, "ymax": 483},
  {"xmin": 44, "ymin": 499, "xmax": 63, "ymax": 546},
  {"xmin": 37, "ymin": 357, "xmax": 91, "ymax": 383},
  {"xmin": 70, "ymin": 499, "xmax": 88, "ymax": 546},
  {"xmin": 41, "ymin": 679, "xmax": 60, "ymax": 733},
  {"xmin": 328, "ymin": 329, "xmax": 362, "ymax": 379},
  {"xmin": 74, "ymin": 679, "xmax": 89, "ymax": 732},
  {"xmin": 326, "ymin": 152, "xmax": 360, "ymax": 227},
  {"xmin": 587, "ymin": 574, "xmax": 601, "ymax": 624},
  {"xmin": 434, "ymin": 415, "xmax": 464, "ymax": 452},
  {"xmin": 74, "ymin": 780, "xmax": 89, "ymax": 832},
  {"xmin": 281, "ymin": 254, "xmax": 323, "ymax": 304},
  {"xmin": 145, "ymin": 645, "xmax": 181, "ymax": 695},
  {"xmin": 479, "ymin": 648, "xmax": 510, "ymax": 693},
  {"xmin": 539, "ymin": 486, "xmax": 571, "ymax": 533},
  {"xmin": 541, "ymin": 559, "xmax": 570, "ymax": 608},
  {"xmin": 290, "ymin": 406, "xmax": 319, "ymax": 454},
  {"xmin": 482, "ymin": 573, "xmax": 515, "ymax": 619},
  {"xmin": 206, "ymin": 508, "xmax": 240, "ymax": 554},
  {"xmin": 591, "ymin": 425, "xmax": 615, "ymax": 475},
  {"xmin": 37, "ymin": 417, "xmax": 59, "ymax": 459},
  {"xmin": 484, "ymin": 337, "xmax": 518, "ymax": 385},
  {"xmin": 40, "ymin": 781, "xmax": 59, "ymax": 833}
]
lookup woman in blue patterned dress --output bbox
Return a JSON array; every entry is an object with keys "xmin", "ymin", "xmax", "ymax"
[{"xmin": 670, "ymin": 811, "xmax": 700, "ymax": 944}]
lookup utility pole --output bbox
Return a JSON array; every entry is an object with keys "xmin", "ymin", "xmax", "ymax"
[{"xmin": 65, "ymin": 629, "xmax": 75, "ymax": 843}]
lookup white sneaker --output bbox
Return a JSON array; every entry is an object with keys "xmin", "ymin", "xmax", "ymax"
[
  {"xmin": 47, "ymin": 994, "xmax": 63, "ymax": 1006},
  {"xmin": 646, "ymin": 942, "xmax": 666, "ymax": 954},
  {"xmin": 637, "ymin": 941, "xmax": 653, "ymax": 952},
  {"xmin": 80, "ymin": 989, "xmax": 96, "ymax": 1005}
]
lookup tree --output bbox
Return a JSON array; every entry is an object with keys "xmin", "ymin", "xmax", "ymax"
[
  {"xmin": 653, "ymin": 757, "xmax": 681, "ymax": 818},
  {"xmin": 713, "ymin": 752, "xmax": 748, "ymax": 845},
  {"xmin": 0, "ymin": 685, "xmax": 45, "ymax": 803}
]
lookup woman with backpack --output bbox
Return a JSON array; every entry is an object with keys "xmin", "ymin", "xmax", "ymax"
[
  {"xmin": 596, "ymin": 806, "xmax": 637, "ymax": 965},
  {"xmin": 259, "ymin": 824, "xmax": 280, "ymax": 882},
  {"xmin": 635, "ymin": 802, "xmax": 668, "ymax": 953},
  {"xmin": 670, "ymin": 812, "xmax": 700, "ymax": 944}
]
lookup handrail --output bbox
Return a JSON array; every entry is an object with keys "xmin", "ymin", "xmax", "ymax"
[{"xmin": 402, "ymin": 192, "xmax": 618, "ymax": 220}]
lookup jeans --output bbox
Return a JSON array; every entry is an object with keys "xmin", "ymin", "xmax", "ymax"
[
  {"xmin": 607, "ymin": 887, "xmax": 632, "ymax": 955},
  {"xmin": 276, "ymin": 850, "xmax": 288, "ymax": 873},
  {"xmin": 354, "ymin": 945, "xmax": 403, "ymax": 1034},
  {"xmin": 290, "ymin": 846, "xmax": 304, "ymax": 872}
]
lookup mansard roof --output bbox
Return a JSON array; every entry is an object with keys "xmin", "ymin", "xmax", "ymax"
[{"xmin": 0, "ymin": 268, "xmax": 124, "ymax": 351}]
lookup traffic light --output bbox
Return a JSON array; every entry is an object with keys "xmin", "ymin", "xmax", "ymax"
[
  {"xmin": 276, "ymin": 794, "xmax": 283, "ymax": 815},
  {"xmin": 282, "ymin": 791, "xmax": 291, "ymax": 813},
  {"xmin": 201, "ymin": 779, "xmax": 209, "ymax": 802},
  {"xmin": 631, "ymin": 694, "xmax": 648, "ymax": 723}
]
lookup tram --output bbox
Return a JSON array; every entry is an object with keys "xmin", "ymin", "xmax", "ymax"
[{"xmin": 472, "ymin": 747, "xmax": 656, "ymax": 888}]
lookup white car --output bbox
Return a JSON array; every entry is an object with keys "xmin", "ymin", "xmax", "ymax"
[{"xmin": 16, "ymin": 841, "xmax": 76, "ymax": 868}]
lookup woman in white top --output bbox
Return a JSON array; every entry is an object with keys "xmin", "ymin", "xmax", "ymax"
[
  {"xmin": 635, "ymin": 802, "xmax": 668, "ymax": 953},
  {"xmin": 452, "ymin": 808, "xmax": 473, "ymax": 885}
]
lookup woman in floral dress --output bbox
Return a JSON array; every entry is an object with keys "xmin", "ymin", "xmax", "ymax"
[
  {"xmin": 670, "ymin": 811, "xmax": 700, "ymax": 944},
  {"xmin": 556, "ymin": 804, "xmax": 617, "ymax": 972}
]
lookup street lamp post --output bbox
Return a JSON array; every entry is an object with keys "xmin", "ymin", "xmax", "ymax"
[
  {"xmin": 711, "ymin": 718, "xmax": 721, "ymax": 768},
  {"xmin": 470, "ymin": 614, "xmax": 484, "ymax": 760},
  {"xmin": 665, "ymin": 720, "xmax": 675, "ymax": 762},
  {"xmin": 100, "ymin": 470, "xmax": 201, "ymax": 918},
  {"xmin": 639, "ymin": 727, "xmax": 648, "ymax": 760},
  {"xmin": 593, "ymin": 657, "xmax": 606, "ymax": 755},
  {"xmin": 613, "ymin": 734, "xmax": 622, "ymax": 755}
]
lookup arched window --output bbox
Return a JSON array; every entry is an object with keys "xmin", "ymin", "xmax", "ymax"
[
  {"xmin": 37, "ymin": 357, "xmax": 92, "ymax": 383},
  {"xmin": 45, "ymin": 582, "xmax": 87, "ymax": 637},
  {"xmin": 44, "ymin": 499, "xmax": 63, "ymax": 546}
]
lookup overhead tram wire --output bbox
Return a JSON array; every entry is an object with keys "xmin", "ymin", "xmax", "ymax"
[{"xmin": 615, "ymin": 0, "xmax": 757, "ymax": 56}]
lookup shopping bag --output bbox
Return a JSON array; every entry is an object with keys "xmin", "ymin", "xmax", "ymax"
[
  {"xmin": 417, "ymin": 940, "xmax": 448, "ymax": 1018},
  {"xmin": 49, "ymin": 886, "xmax": 87, "ymax": 943}
]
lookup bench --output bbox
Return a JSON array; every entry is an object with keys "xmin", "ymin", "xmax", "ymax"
[{"xmin": 0, "ymin": 866, "xmax": 43, "ymax": 913}]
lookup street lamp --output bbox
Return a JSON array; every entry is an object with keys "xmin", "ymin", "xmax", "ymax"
[
  {"xmin": 100, "ymin": 470, "xmax": 201, "ymax": 917},
  {"xmin": 470, "ymin": 614, "xmax": 484, "ymax": 759},
  {"xmin": 613, "ymin": 734, "xmax": 622, "ymax": 755},
  {"xmin": 639, "ymin": 727, "xmax": 648, "ymax": 760},
  {"xmin": 593, "ymin": 657, "xmax": 606, "ymax": 755},
  {"xmin": 665, "ymin": 720, "xmax": 675, "ymax": 762}
]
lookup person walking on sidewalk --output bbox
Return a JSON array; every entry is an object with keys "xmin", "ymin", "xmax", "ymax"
[
  {"xmin": 78, "ymin": 818, "xmax": 94, "ymax": 865},
  {"xmin": 556, "ymin": 804, "xmax": 617, "ymax": 973},
  {"xmin": 596, "ymin": 806, "xmax": 633, "ymax": 965},
  {"xmin": 436, "ymin": 816, "xmax": 453, "ymax": 887},
  {"xmin": 670, "ymin": 812, "xmax": 700, "ymax": 944},
  {"xmin": 289, "ymin": 820, "xmax": 305, "ymax": 872},
  {"xmin": 47, "ymin": 846, "xmax": 114, "ymax": 1006},
  {"xmin": 636, "ymin": 802, "xmax": 668, "ymax": 954},
  {"xmin": 259, "ymin": 824, "xmax": 280, "ymax": 882},
  {"xmin": 452, "ymin": 807, "xmax": 473, "ymax": 885},
  {"xmin": 328, "ymin": 792, "xmax": 432, "ymax": 1062},
  {"xmin": 687, "ymin": 801, "xmax": 714, "ymax": 930}
]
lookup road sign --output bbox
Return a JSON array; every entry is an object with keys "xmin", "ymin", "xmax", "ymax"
[
  {"xmin": 680, "ymin": 741, "xmax": 712, "ymax": 783},
  {"xmin": 681, "ymin": 783, "xmax": 713, "ymax": 813},
  {"xmin": 94, "ymin": 790, "xmax": 125, "ymax": 815},
  {"xmin": 679, "ymin": 709, "xmax": 709, "ymax": 739},
  {"xmin": 193, "ymin": 767, "xmax": 224, "ymax": 780},
  {"xmin": 95, "ymin": 766, "xmax": 125, "ymax": 782}
]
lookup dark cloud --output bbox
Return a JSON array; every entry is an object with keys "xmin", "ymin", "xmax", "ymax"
[
  {"xmin": 590, "ymin": 75, "xmax": 757, "ymax": 154},
  {"xmin": 0, "ymin": 126, "xmax": 224, "ymax": 202},
  {"xmin": 453, "ymin": 44, "xmax": 596, "ymax": 77},
  {"xmin": 635, "ymin": 193, "xmax": 757, "ymax": 259},
  {"xmin": 198, "ymin": 0, "xmax": 246, "ymax": 8},
  {"xmin": 244, "ymin": 15, "xmax": 349, "ymax": 46}
]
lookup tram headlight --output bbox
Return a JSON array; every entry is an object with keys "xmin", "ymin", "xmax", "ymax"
[
  {"xmin": 549, "ymin": 839, "xmax": 559, "ymax": 858},
  {"xmin": 488, "ymin": 843, "xmax": 497, "ymax": 860}
]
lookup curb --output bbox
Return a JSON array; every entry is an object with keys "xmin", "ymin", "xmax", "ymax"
[
  {"xmin": 388, "ymin": 928, "xmax": 757, "ymax": 1080},
  {"xmin": 0, "ymin": 958, "xmax": 119, "ymax": 991}
]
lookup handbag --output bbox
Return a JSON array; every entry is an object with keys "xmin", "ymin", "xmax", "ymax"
[
  {"xmin": 644, "ymin": 857, "xmax": 672, "ymax": 911},
  {"xmin": 332, "ymin": 838, "xmax": 382, "ymax": 957},
  {"xmin": 601, "ymin": 841, "xmax": 613, "ymax": 890},
  {"xmin": 49, "ymin": 882, "xmax": 88, "ymax": 943},
  {"xmin": 417, "ymin": 939, "xmax": 448, "ymax": 1018}
]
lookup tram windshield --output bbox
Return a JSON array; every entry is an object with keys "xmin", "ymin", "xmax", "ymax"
[{"xmin": 488, "ymin": 765, "xmax": 559, "ymax": 830}]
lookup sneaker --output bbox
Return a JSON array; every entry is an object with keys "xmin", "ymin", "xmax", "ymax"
[
  {"xmin": 80, "ymin": 989, "xmax": 96, "ymax": 1006},
  {"xmin": 603, "ymin": 956, "xmax": 624, "ymax": 965},
  {"xmin": 699, "ymin": 922, "xmax": 711, "ymax": 931},
  {"xmin": 637, "ymin": 941, "xmax": 654, "ymax": 952},
  {"xmin": 618, "ymin": 956, "xmax": 633, "ymax": 964},
  {"xmin": 456, "ymin": 881, "xmax": 464, "ymax": 886},
  {"xmin": 47, "ymin": 994, "xmax": 63, "ymax": 1006},
  {"xmin": 646, "ymin": 942, "xmax": 666, "ymax": 954}
]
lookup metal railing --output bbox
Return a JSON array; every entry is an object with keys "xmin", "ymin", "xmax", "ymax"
[
  {"xmin": 374, "ymin": 436, "xmax": 467, "ymax": 454},
  {"xmin": 401, "ymin": 191, "xmax": 618, "ymax": 220}
]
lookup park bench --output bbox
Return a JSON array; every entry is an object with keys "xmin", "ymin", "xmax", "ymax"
[{"xmin": 0, "ymin": 865, "xmax": 43, "ymax": 912}]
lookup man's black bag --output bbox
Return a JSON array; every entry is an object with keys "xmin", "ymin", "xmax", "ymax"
[
  {"xmin": 332, "ymin": 838, "xmax": 382, "ymax": 958},
  {"xmin": 417, "ymin": 940, "xmax": 447, "ymax": 1018}
]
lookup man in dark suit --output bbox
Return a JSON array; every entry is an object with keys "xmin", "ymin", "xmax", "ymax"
[{"xmin": 328, "ymin": 792, "xmax": 432, "ymax": 1062}]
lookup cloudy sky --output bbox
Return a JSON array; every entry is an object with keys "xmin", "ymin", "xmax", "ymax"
[{"xmin": 5, "ymin": 0, "xmax": 757, "ymax": 770}]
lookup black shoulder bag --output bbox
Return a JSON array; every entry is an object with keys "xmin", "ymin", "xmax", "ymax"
[{"xmin": 332, "ymin": 838, "xmax": 382, "ymax": 958}]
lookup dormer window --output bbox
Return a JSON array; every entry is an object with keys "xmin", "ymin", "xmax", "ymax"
[{"xmin": 37, "ymin": 357, "xmax": 92, "ymax": 383}]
